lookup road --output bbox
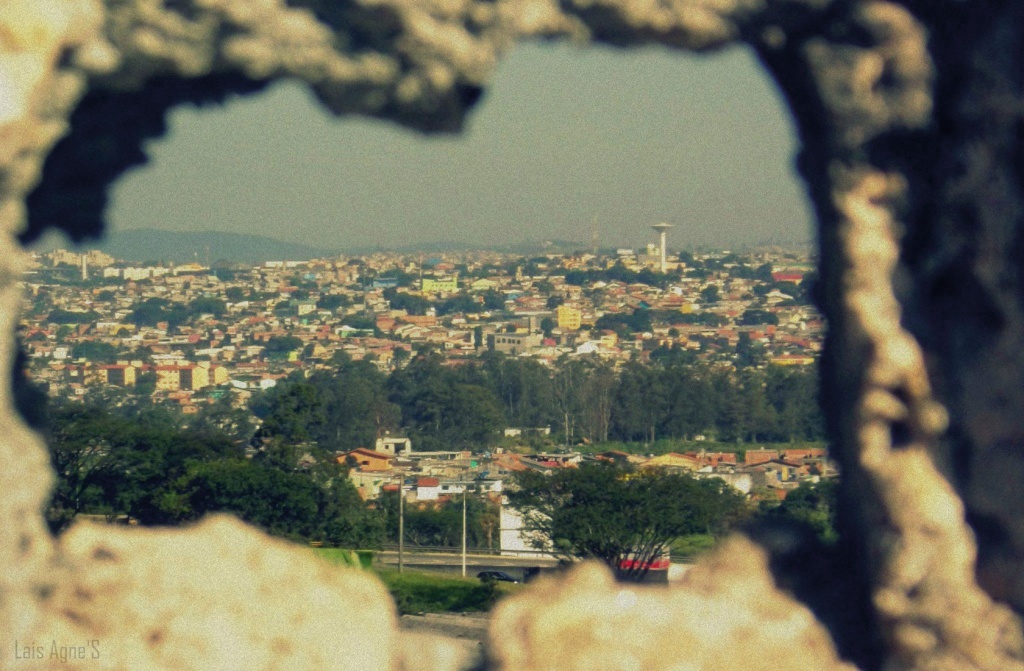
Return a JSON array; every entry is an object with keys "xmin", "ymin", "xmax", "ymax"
[
  {"xmin": 377, "ymin": 550, "xmax": 692, "ymax": 583},
  {"xmin": 377, "ymin": 550, "xmax": 561, "ymax": 580}
]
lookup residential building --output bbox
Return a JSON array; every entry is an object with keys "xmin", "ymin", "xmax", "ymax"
[
  {"xmin": 421, "ymin": 276, "xmax": 458, "ymax": 293},
  {"xmin": 488, "ymin": 332, "xmax": 542, "ymax": 355},
  {"xmin": 375, "ymin": 435, "xmax": 412, "ymax": 455},
  {"xmin": 556, "ymin": 304, "xmax": 582, "ymax": 331}
]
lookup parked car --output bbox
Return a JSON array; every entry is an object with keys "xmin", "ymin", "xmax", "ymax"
[{"xmin": 477, "ymin": 570, "xmax": 519, "ymax": 583}]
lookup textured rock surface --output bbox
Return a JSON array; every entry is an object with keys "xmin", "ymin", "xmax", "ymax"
[
  {"xmin": 16, "ymin": 516, "xmax": 397, "ymax": 671},
  {"xmin": 487, "ymin": 538, "xmax": 856, "ymax": 671},
  {"xmin": 4, "ymin": 0, "xmax": 1024, "ymax": 670}
]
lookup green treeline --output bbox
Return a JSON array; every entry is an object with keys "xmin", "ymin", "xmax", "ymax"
[
  {"xmin": 44, "ymin": 403, "xmax": 382, "ymax": 545},
  {"xmin": 254, "ymin": 352, "xmax": 825, "ymax": 452},
  {"xmin": 40, "ymin": 352, "xmax": 826, "ymax": 548},
  {"xmin": 43, "ymin": 392, "xmax": 837, "ymax": 550}
]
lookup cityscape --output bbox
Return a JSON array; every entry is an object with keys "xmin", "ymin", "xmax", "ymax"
[
  {"xmin": 21, "ymin": 231, "xmax": 834, "ymax": 571},
  {"xmin": 23, "ymin": 236, "xmax": 821, "ymax": 398}
]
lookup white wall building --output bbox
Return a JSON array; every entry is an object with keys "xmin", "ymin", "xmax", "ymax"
[
  {"xmin": 499, "ymin": 505, "xmax": 555, "ymax": 558},
  {"xmin": 374, "ymin": 435, "xmax": 412, "ymax": 456}
]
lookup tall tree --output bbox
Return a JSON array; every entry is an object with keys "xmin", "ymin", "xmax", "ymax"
[
  {"xmin": 191, "ymin": 394, "xmax": 256, "ymax": 445},
  {"xmin": 765, "ymin": 365, "xmax": 825, "ymax": 441},
  {"xmin": 44, "ymin": 403, "xmax": 243, "ymax": 529},
  {"xmin": 162, "ymin": 458, "xmax": 382, "ymax": 546},
  {"xmin": 760, "ymin": 479, "xmax": 838, "ymax": 544},
  {"xmin": 660, "ymin": 363, "xmax": 716, "ymax": 440},
  {"xmin": 612, "ymin": 362, "xmax": 666, "ymax": 444},
  {"xmin": 255, "ymin": 380, "xmax": 326, "ymax": 444},
  {"xmin": 387, "ymin": 352, "xmax": 503, "ymax": 449},
  {"xmin": 481, "ymin": 353, "xmax": 557, "ymax": 430},
  {"xmin": 578, "ymin": 361, "xmax": 616, "ymax": 443},
  {"xmin": 508, "ymin": 462, "xmax": 745, "ymax": 581},
  {"xmin": 551, "ymin": 356, "xmax": 588, "ymax": 445}
]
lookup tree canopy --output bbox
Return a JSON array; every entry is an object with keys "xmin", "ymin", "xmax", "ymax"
[
  {"xmin": 43, "ymin": 401, "xmax": 380, "ymax": 546},
  {"xmin": 254, "ymin": 361, "xmax": 400, "ymax": 452},
  {"xmin": 72, "ymin": 340, "xmax": 120, "ymax": 362},
  {"xmin": 759, "ymin": 479, "xmax": 838, "ymax": 544},
  {"xmin": 507, "ymin": 462, "xmax": 746, "ymax": 581}
]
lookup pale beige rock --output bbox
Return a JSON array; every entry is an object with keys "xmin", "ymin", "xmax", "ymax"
[
  {"xmin": 397, "ymin": 630, "xmax": 481, "ymax": 671},
  {"xmin": 18, "ymin": 516, "xmax": 397, "ymax": 671},
  {"xmin": 487, "ymin": 537, "xmax": 856, "ymax": 671}
]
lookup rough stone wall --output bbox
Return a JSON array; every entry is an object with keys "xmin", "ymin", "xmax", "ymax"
[{"xmin": 2, "ymin": 1, "xmax": 1024, "ymax": 670}]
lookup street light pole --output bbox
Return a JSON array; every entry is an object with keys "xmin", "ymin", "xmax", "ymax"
[
  {"xmin": 461, "ymin": 487, "xmax": 467, "ymax": 577},
  {"xmin": 398, "ymin": 481, "xmax": 404, "ymax": 574}
]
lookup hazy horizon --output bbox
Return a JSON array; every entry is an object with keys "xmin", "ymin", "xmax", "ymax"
[{"xmin": 88, "ymin": 42, "xmax": 812, "ymax": 252}]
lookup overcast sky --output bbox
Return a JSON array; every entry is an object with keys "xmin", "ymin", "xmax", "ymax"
[{"xmin": 104, "ymin": 42, "xmax": 812, "ymax": 252}]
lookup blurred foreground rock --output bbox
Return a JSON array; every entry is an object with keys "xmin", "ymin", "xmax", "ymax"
[
  {"xmin": 17, "ymin": 516, "xmax": 397, "ymax": 670},
  {"xmin": 488, "ymin": 537, "xmax": 855, "ymax": 671}
]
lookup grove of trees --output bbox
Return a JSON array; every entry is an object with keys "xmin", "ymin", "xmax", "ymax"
[
  {"xmin": 37, "ymin": 355, "xmax": 833, "ymax": 562},
  {"xmin": 43, "ymin": 402, "xmax": 381, "ymax": 547},
  {"xmin": 252, "ymin": 352, "xmax": 825, "ymax": 452}
]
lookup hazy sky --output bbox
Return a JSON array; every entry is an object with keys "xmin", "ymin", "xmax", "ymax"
[{"xmin": 104, "ymin": 42, "xmax": 812, "ymax": 252}]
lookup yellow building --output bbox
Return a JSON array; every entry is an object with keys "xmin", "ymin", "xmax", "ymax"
[
  {"xmin": 421, "ymin": 276, "xmax": 459, "ymax": 293},
  {"xmin": 471, "ymin": 278, "xmax": 498, "ymax": 291},
  {"xmin": 642, "ymin": 453, "xmax": 702, "ymax": 472},
  {"xmin": 101, "ymin": 364, "xmax": 137, "ymax": 387},
  {"xmin": 211, "ymin": 365, "xmax": 228, "ymax": 385},
  {"xmin": 770, "ymin": 354, "xmax": 815, "ymax": 366},
  {"xmin": 556, "ymin": 305, "xmax": 582, "ymax": 331},
  {"xmin": 156, "ymin": 365, "xmax": 210, "ymax": 391},
  {"xmin": 155, "ymin": 366, "xmax": 180, "ymax": 391},
  {"xmin": 198, "ymin": 363, "xmax": 229, "ymax": 386}
]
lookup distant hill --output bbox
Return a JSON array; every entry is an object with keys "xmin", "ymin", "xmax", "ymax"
[
  {"xmin": 43, "ymin": 228, "xmax": 814, "ymax": 262},
  {"xmin": 82, "ymin": 229, "xmax": 337, "ymax": 264}
]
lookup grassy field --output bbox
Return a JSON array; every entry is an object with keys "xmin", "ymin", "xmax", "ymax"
[
  {"xmin": 314, "ymin": 548, "xmax": 376, "ymax": 569},
  {"xmin": 314, "ymin": 548, "xmax": 520, "ymax": 614},
  {"xmin": 376, "ymin": 569, "xmax": 520, "ymax": 614},
  {"xmin": 670, "ymin": 533, "xmax": 717, "ymax": 560}
]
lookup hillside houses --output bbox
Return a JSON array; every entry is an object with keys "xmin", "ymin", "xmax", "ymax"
[
  {"xmin": 340, "ymin": 432, "xmax": 835, "ymax": 510},
  {"xmin": 21, "ymin": 247, "xmax": 822, "ymax": 410}
]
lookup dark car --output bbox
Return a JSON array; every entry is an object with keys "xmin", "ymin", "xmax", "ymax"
[{"xmin": 477, "ymin": 570, "xmax": 519, "ymax": 583}]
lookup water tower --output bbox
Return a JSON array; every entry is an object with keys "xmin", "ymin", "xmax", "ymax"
[{"xmin": 651, "ymin": 222, "xmax": 673, "ymax": 273}]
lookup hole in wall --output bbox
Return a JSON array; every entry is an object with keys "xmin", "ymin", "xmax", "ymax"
[
  {"xmin": 48, "ymin": 43, "xmax": 813, "ymax": 255},
  {"xmin": 19, "ymin": 42, "xmax": 825, "ymax": 562}
]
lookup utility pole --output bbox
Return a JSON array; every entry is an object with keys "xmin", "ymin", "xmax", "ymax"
[
  {"xmin": 398, "ymin": 481, "xmax": 404, "ymax": 573},
  {"xmin": 461, "ymin": 487, "xmax": 467, "ymax": 577}
]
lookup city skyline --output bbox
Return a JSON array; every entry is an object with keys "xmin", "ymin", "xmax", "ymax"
[{"xmin": 88, "ymin": 43, "xmax": 812, "ymax": 253}]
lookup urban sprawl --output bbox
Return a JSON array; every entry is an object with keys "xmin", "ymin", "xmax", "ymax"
[{"xmin": 21, "ymin": 241, "xmax": 833, "ymax": 546}]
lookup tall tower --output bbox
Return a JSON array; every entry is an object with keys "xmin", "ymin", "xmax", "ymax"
[
  {"xmin": 81, "ymin": 255, "xmax": 88, "ymax": 281},
  {"xmin": 651, "ymin": 223, "xmax": 672, "ymax": 273}
]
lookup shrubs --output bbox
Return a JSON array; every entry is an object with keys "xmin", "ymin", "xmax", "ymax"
[
  {"xmin": 314, "ymin": 549, "xmax": 512, "ymax": 615},
  {"xmin": 377, "ymin": 570, "xmax": 503, "ymax": 615}
]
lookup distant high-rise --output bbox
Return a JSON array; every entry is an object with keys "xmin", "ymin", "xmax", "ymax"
[{"xmin": 651, "ymin": 223, "xmax": 672, "ymax": 273}]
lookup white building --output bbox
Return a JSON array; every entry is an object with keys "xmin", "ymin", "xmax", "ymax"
[
  {"xmin": 499, "ymin": 504, "xmax": 555, "ymax": 558},
  {"xmin": 415, "ymin": 477, "xmax": 440, "ymax": 501},
  {"xmin": 374, "ymin": 435, "xmax": 412, "ymax": 455}
]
